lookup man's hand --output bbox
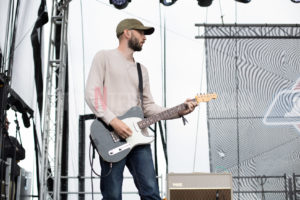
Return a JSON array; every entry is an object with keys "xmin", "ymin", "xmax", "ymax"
[
  {"xmin": 178, "ymin": 99, "xmax": 198, "ymax": 117},
  {"xmin": 109, "ymin": 118, "xmax": 132, "ymax": 139}
]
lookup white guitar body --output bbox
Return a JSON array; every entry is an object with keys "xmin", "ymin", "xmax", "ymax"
[
  {"xmin": 108, "ymin": 117, "xmax": 154, "ymax": 157},
  {"xmin": 124, "ymin": 117, "xmax": 154, "ymax": 146}
]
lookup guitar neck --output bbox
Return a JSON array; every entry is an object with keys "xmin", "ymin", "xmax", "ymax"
[
  {"xmin": 136, "ymin": 93, "xmax": 217, "ymax": 129},
  {"xmin": 137, "ymin": 99, "xmax": 196, "ymax": 129}
]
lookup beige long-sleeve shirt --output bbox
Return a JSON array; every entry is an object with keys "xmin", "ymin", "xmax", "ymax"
[{"xmin": 85, "ymin": 49, "xmax": 166, "ymax": 125}]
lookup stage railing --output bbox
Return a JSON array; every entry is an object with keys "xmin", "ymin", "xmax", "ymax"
[{"xmin": 232, "ymin": 174, "xmax": 290, "ymax": 200}]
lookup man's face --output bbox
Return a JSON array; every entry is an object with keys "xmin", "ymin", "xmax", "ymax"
[
  {"xmin": 128, "ymin": 30, "xmax": 146, "ymax": 52},
  {"xmin": 5, "ymin": 118, "xmax": 9, "ymax": 130}
]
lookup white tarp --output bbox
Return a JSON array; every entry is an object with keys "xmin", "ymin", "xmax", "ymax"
[
  {"xmin": 0, "ymin": 0, "xmax": 43, "ymax": 197},
  {"xmin": 0, "ymin": 0, "xmax": 42, "ymax": 109},
  {"xmin": 0, "ymin": 1, "xmax": 9, "ymax": 55}
]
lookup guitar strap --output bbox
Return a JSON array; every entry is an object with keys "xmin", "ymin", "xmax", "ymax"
[{"xmin": 137, "ymin": 62, "xmax": 143, "ymax": 107}]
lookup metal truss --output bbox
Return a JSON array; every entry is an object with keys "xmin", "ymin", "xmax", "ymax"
[
  {"xmin": 40, "ymin": 0, "xmax": 69, "ymax": 199},
  {"xmin": 195, "ymin": 24, "xmax": 300, "ymax": 39}
]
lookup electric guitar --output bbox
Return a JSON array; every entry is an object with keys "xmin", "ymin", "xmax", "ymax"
[{"xmin": 90, "ymin": 93, "xmax": 217, "ymax": 162}]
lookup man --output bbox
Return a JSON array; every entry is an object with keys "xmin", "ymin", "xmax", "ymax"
[
  {"xmin": 85, "ymin": 18, "xmax": 197, "ymax": 200},
  {"xmin": 1, "ymin": 117, "xmax": 25, "ymax": 199},
  {"xmin": 2, "ymin": 117, "xmax": 25, "ymax": 161}
]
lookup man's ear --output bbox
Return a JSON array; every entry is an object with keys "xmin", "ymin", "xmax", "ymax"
[{"xmin": 123, "ymin": 29, "xmax": 132, "ymax": 39}]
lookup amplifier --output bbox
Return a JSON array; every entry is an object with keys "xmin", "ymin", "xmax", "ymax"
[{"xmin": 167, "ymin": 173, "xmax": 232, "ymax": 200}]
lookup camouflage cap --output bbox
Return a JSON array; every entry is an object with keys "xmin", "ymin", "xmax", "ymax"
[{"xmin": 116, "ymin": 18, "xmax": 155, "ymax": 38}]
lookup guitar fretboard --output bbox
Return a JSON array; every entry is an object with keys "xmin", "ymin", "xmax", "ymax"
[
  {"xmin": 136, "ymin": 93, "xmax": 217, "ymax": 129},
  {"xmin": 137, "ymin": 101, "xmax": 194, "ymax": 129}
]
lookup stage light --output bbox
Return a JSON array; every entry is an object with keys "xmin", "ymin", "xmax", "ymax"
[
  {"xmin": 110, "ymin": 0, "xmax": 131, "ymax": 9},
  {"xmin": 197, "ymin": 0, "xmax": 213, "ymax": 7},
  {"xmin": 235, "ymin": 0, "xmax": 251, "ymax": 3},
  {"xmin": 291, "ymin": 0, "xmax": 300, "ymax": 2},
  {"xmin": 160, "ymin": 0, "xmax": 177, "ymax": 6}
]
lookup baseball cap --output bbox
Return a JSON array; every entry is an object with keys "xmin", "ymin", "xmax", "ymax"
[{"xmin": 116, "ymin": 18, "xmax": 155, "ymax": 38}]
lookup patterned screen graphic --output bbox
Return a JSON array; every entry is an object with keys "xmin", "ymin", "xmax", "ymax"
[{"xmin": 206, "ymin": 28, "xmax": 300, "ymax": 199}]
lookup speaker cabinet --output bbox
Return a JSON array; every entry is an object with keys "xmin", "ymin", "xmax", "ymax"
[{"xmin": 167, "ymin": 173, "xmax": 232, "ymax": 200}]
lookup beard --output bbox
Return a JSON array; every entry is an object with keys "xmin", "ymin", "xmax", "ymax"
[{"xmin": 128, "ymin": 35, "xmax": 142, "ymax": 51}]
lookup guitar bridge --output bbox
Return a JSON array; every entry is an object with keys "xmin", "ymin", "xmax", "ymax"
[{"xmin": 110, "ymin": 131, "xmax": 120, "ymax": 143}]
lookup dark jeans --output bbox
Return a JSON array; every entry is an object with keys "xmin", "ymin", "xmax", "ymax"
[{"xmin": 100, "ymin": 144, "xmax": 161, "ymax": 200}]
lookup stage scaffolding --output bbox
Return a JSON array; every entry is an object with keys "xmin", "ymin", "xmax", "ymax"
[
  {"xmin": 40, "ymin": 0, "xmax": 70, "ymax": 199},
  {"xmin": 195, "ymin": 24, "xmax": 300, "ymax": 39}
]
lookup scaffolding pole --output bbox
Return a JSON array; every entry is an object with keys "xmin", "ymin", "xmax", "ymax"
[{"xmin": 40, "ymin": 0, "xmax": 69, "ymax": 199}]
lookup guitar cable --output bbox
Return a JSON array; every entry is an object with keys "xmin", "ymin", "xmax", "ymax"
[{"xmin": 89, "ymin": 142, "xmax": 112, "ymax": 200}]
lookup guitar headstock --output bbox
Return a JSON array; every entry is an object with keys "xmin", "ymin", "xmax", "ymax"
[{"xmin": 195, "ymin": 93, "xmax": 217, "ymax": 104}]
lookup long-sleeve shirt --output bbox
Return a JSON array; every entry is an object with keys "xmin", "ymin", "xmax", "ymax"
[{"xmin": 85, "ymin": 48, "xmax": 166, "ymax": 125}]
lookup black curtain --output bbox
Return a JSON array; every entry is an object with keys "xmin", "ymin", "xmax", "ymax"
[
  {"xmin": 31, "ymin": 0, "xmax": 48, "ymax": 115},
  {"xmin": 30, "ymin": 0, "xmax": 48, "ymax": 196}
]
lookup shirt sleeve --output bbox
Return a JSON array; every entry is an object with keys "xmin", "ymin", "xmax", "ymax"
[{"xmin": 85, "ymin": 51, "xmax": 116, "ymax": 125}]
